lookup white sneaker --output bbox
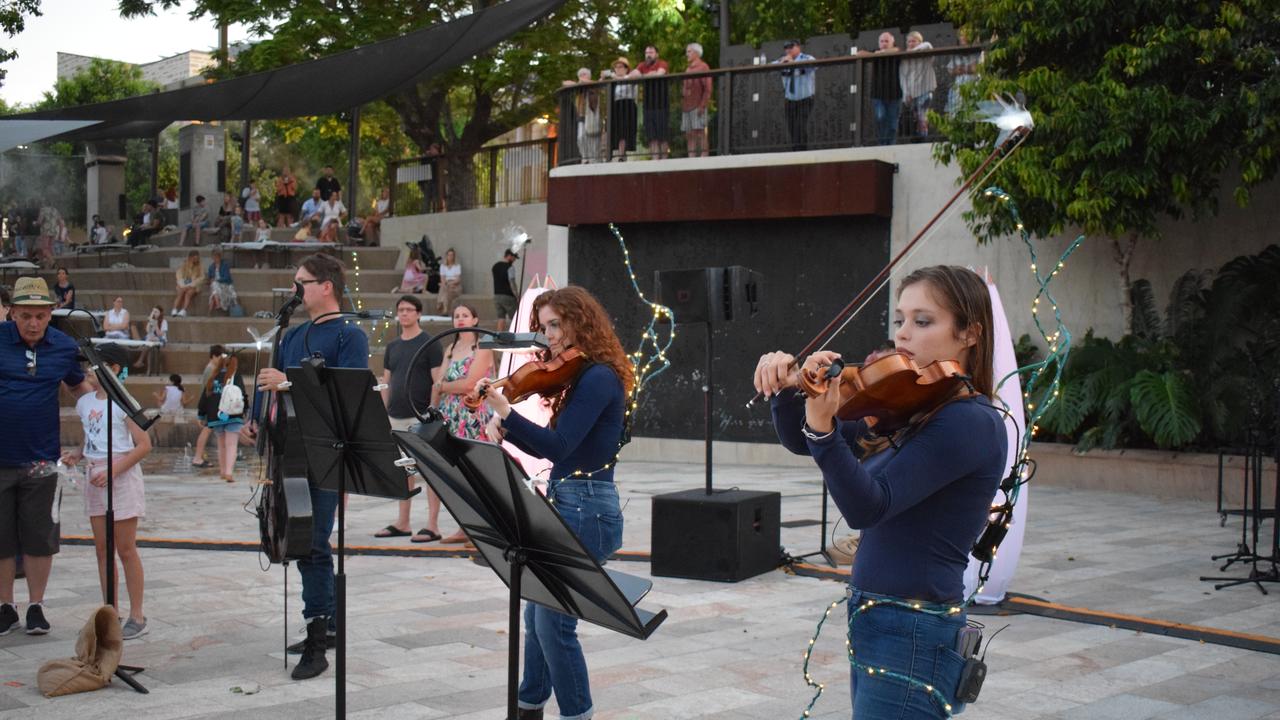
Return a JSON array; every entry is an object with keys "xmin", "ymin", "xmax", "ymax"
[
  {"xmin": 169, "ymin": 308, "xmax": 177, "ymax": 316},
  {"xmin": 177, "ymin": 309, "xmax": 187, "ymax": 317}
]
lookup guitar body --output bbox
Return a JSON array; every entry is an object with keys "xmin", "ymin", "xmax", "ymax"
[{"xmin": 257, "ymin": 391, "xmax": 315, "ymax": 563}]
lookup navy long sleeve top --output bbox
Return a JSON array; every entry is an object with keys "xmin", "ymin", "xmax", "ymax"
[
  {"xmin": 501, "ymin": 363, "xmax": 626, "ymax": 483},
  {"xmin": 772, "ymin": 390, "xmax": 1007, "ymax": 603},
  {"xmin": 251, "ymin": 318, "xmax": 370, "ymax": 420}
]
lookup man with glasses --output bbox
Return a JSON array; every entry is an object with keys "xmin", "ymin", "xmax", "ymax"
[
  {"xmin": 243, "ymin": 254, "xmax": 368, "ymax": 681},
  {"xmin": 1, "ymin": 276, "xmax": 95, "ymax": 636}
]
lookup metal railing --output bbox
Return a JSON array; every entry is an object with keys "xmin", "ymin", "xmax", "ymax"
[
  {"xmin": 388, "ymin": 137, "xmax": 557, "ymax": 215},
  {"xmin": 556, "ymin": 45, "xmax": 983, "ymax": 164}
]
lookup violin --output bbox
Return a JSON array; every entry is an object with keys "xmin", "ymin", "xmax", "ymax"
[
  {"xmin": 463, "ymin": 347, "xmax": 589, "ymax": 410},
  {"xmin": 798, "ymin": 351, "xmax": 970, "ymax": 434}
]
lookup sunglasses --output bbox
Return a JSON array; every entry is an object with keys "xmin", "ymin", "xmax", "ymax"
[{"xmin": 25, "ymin": 348, "xmax": 36, "ymax": 377}]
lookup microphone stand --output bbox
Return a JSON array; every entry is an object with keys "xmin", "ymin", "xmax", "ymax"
[{"xmin": 71, "ymin": 311, "xmax": 155, "ymax": 694}]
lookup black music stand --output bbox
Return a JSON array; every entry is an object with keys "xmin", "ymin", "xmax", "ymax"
[
  {"xmin": 78, "ymin": 339, "xmax": 153, "ymax": 694},
  {"xmin": 285, "ymin": 359, "xmax": 413, "ymax": 717},
  {"xmin": 394, "ymin": 421, "xmax": 667, "ymax": 720}
]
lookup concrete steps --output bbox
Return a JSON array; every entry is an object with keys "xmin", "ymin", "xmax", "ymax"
[
  {"xmin": 29, "ymin": 267, "xmax": 405, "ymax": 293},
  {"xmin": 49, "ymin": 289, "xmax": 497, "ymax": 320},
  {"xmin": 54, "ymin": 244, "xmax": 403, "ymax": 271}
]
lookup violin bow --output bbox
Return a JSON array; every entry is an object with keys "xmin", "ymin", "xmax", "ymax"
[{"xmin": 746, "ymin": 123, "xmax": 1031, "ymax": 408}]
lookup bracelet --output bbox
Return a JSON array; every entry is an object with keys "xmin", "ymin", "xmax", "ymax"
[{"xmin": 802, "ymin": 422, "xmax": 836, "ymax": 441}]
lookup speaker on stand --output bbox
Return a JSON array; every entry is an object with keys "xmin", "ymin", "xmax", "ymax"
[{"xmin": 651, "ymin": 266, "xmax": 780, "ymax": 582}]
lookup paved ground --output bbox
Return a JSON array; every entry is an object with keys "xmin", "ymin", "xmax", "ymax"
[{"xmin": 1, "ymin": 450, "xmax": 1278, "ymax": 719}]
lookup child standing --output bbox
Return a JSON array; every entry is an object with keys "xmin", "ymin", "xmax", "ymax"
[{"xmin": 60, "ymin": 343, "xmax": 152, "ymax": 640}]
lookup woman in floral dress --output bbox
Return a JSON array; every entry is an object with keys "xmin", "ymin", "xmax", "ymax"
[{"xmin": 431, "ymin": 303, "xmax": 495, "ymax": 542}]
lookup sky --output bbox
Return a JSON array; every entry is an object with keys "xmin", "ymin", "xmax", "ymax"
[{"xmin": 0, "ymin": 0, "xmax": 251, "ymax": 108}]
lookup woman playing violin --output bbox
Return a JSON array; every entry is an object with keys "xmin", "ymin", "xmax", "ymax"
[
  {"xmin": 478, "ymin": 286, "xmax": 633, "ymax": 720},
  {"xmin": 754, "ymin": 265, "xmax": 1007, "ymax": 718}
]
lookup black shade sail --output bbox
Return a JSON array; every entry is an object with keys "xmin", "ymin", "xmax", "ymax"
[{"xmin": 3, "ymin": 0, "xmax": 563, "ymax": 145}]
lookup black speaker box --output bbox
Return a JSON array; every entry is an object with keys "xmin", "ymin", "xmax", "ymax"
[
  {"xmin": 653, "ymin": 267, "xmax": 718, "ymax": 324},
  {"xmin": 651, "ymin": 488, "xmax": 782, "ymax": 582}
]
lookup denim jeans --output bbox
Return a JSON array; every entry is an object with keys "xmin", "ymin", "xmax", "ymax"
[
  {"xmin": 873, "ymin": 99, "xmax": 901, "ymax": 145},
  {"xmin": 518, "ymin": 480, "xmax": 623, "ymax": 720},
  {"xmin": 297, "ymin": 486, "xmax": 338, "ymax": 623},
  {"xmin": 848, "ymin": 588, "xmax": 968, "ymax": 718}
]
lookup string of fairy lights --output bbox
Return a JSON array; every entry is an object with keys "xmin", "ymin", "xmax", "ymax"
[
  {"xmin": 556, "ymin": 224, "xmax": 675, "ymax": 481},
  {"xmin": 796, "ymin": 188, "xmax": 1086, "ymax": 719}
]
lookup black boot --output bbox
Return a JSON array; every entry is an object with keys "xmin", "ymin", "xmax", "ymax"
[
  {"xmin": 516, "ymin": 708, "xmax": 543, "ymax": 720},
  {"xmin": 290, "ymin": 617, "xmax": 330, "ymax": 680}
]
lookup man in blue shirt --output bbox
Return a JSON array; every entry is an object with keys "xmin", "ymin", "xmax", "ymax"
[
  {"xmin": 245, "ymin": 253, "xmax": 368, "ymax": 681},
  {"xmin": 776, "ymin": 40, "xmax": 817, "ymax": 151},
  {"xmin": 1, "ymin": 277, "xmax": 94, "ymax": 637}
]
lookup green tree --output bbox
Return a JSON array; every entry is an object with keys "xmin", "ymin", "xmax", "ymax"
[
  {"xmin": 119, "ymin": 0, "xmax": 631, "ymax": 210},
  {"xmin": 933, "ymin": 0, "xmax": 1280, "ymax": 331},
  {"xmin": 0, "ymin": 0, "xmax": 41, "ymax": 86}
]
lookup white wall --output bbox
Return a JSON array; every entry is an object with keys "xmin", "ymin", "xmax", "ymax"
[{"xmin": 382, "ymin": 203, "xmax": 549, "ymax": 300}]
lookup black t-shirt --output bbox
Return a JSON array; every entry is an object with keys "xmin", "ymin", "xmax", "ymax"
[
  {"xmin": 384, "ymin": 332, "xmax": 442, "ymax": 419},
  {"xmin": 870, "ymin": 54, "xmax": 903, "ymax": 100},
  {"xmin": 55, "ymin": 282, "xmax": 75, "ymax": 309},
  {"xmin": 492, "ymin": 260, "xmax": 515, "ymax": 296},
  {"xmin": 316, "ymin": 176, "xmax": 342, "ymax": 201}
]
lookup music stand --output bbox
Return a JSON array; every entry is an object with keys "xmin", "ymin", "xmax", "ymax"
[
  {"xmin": 285, "ymin": 359, "xmax": 413, "ymax": 717},
  {"xmin": 394, "ymin": 422, "xmax": 667, "ymax": 720},
  {"xmin": 78, "ymin": 339, "xmax": 153, "ymax": 694}
]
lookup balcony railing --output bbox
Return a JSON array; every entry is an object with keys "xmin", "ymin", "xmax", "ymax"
[
  {"xmin": 388, "ymin": 137, "xmax": 557, "ymax": 215},
  {"xmin": 556, "ymin": 45, "xmax": 982, "ymax": 164}
]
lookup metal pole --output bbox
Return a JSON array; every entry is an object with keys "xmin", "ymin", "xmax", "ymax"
[
  {"xmin": 239, "ymin": 120, "xmax": 250, "ymax": 194},
  {"xmin": 348, "ymin": 107, "xmax": 361, "ymax": 216},
  {"xmin": 719, "ymin": 0, "xmax": 730, "ymax": 60},
  {"xmin": 705, "ymin": 320, "xmax": 713, "ymax": 494},
  {"xmin": 150, "ymin": 134, "xmax": 160, "ymax": 203}
]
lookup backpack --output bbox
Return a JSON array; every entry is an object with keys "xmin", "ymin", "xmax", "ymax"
[{"xmin": 219, "ymin": 379, "xmax": 245, "ymax": 416}]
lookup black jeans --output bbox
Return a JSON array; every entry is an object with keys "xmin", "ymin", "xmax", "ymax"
[{"xmin": 785, "ymin": 97, "xmax": 814, "ymax": 151}]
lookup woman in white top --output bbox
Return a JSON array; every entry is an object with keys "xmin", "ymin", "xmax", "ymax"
[
  {"xmin": 438, "ymin": 247, "xmax": 463, "ymax": 315},
  {"xmin": 318, "ymin": 191, "xmax": 347, "ymax": 243},
  {"xmin": 241, "ymin": 181, "xmax": 262, "ymax": 225},
  {"xmin": 103, "ymin": 296, "xmax": 131, "ymax": 339}
]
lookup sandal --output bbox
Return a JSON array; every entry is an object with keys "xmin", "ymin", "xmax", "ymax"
[
  {"xmin": 222, "ymin": 475, "xmax": 235, "ymax": 483},
  {"xmin": 439, "ymin": 531, "xmax": 469, "ymax": 544},
  {"xmin": 191, "ymin": 459, "xmax": 212, "ymax": 468},
  {"xmin": 374, "ymin": 525, "xmax": 412, "ymax": 538},
  {"xmin": 411, "ymin": 529, "xmax": 442, "ymax": 544}
]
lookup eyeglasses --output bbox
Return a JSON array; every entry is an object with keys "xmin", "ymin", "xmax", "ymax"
[
  {"xmin": 296, "ymin": 279, "xmax": 323, "ymax": 285},
  {"xmin": 25, "ymin": 348, "xmax": 36, "ymax": 376}
]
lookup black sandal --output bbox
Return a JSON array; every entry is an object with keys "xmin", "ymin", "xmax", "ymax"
[{"xmin": 411, "ymin": 529, "xmax": 442, "ymax": 543}]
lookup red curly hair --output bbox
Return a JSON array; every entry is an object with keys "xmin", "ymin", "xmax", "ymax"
[{"xmin": 530, "ymin": 286, "xmax": 634, "ymax": 424}]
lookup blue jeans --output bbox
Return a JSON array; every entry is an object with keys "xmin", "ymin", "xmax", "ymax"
[
  {"xmin": 518, "ymin": 480, "xmax": 623, "ymax": 720},
  {"xmin": 848, "ymin": 588, "xmax": 968, "ymax": 718},
  {"xmin": 297, "ymin": 486, "xmax": 338, "ymax": 624},
  {"xmin": 873, "ymin": 99, "xmax": 901, "ymax": 145}
]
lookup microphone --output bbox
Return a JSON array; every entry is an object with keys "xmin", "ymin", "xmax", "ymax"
[{"xmin": 277, "ymin": 281, "xmax": 304, "ymax": 323}]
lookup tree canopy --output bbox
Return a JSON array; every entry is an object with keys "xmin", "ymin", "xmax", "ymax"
[
  {"xmin": 0, "ymin": 0, "xmax": 40, "ymax": 86},
  {"xmin": 933, "ymin": 0, "xmax": 1280, "ymax": 328}
]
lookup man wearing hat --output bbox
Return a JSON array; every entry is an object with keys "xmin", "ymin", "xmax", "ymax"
[
  {"xmin": 492, "ymin": 249, "xmax": 520, "ymax": 327},
  {"xmin": 775, "ymin": 39, "xmax": 817, "ymax": 151},
  {"xmin": 1, "ymin": 276, "xmax": 95, "ymax": 636}
]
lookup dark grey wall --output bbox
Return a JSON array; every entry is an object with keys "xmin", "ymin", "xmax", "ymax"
[{"xmin": 569, "ymin": 217, "xmax": 891, "ymax": 442}]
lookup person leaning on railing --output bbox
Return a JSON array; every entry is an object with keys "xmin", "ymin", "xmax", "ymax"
[{"xmin": 681, "ymin": 43, "xmax": 713, "ymax": 158}]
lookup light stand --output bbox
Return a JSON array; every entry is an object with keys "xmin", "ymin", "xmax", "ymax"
[{"xmin": 77, "ymin": 336, "xmax": 154, "ymax": 694}]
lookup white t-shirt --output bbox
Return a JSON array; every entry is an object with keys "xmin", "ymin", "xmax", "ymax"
[
  {"xmin": 440, "ymin": 263, "xmax": 462, "ymax": 281},
  {"xmin": 77, "ymin": 393, "xmax": 135, "ymax": 459},
  {"xmin": 242, "ymin": 187, "xmax": 260, "ymax": 213},
  {"xmin": 160, "ymin": 385, "xmax": 184, "ymax": 414},
  {"xmin": 105, "ymin": 307, "xmax": 129, "ymax": 338},
  {"xmin": 321, "ymin": 200, "xmax": 346, "ymax": 226}
]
